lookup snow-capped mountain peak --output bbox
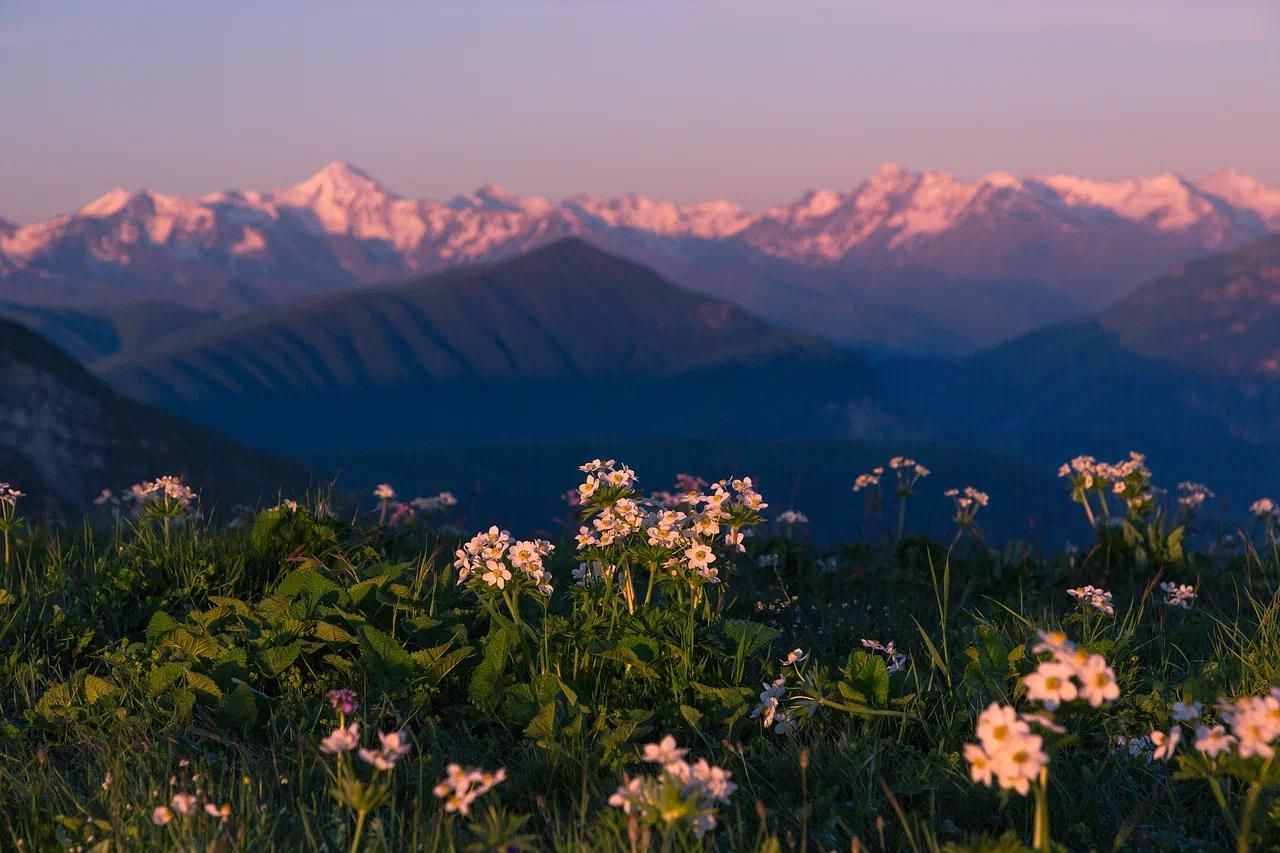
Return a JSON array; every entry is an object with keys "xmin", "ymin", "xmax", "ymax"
[{"xmin": 1199, "ymin": 169, "xmax": 1280, "ymax": 228}]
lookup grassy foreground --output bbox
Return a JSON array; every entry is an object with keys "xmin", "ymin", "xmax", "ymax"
[{"xmin": 1, "ymin": 457, "xmax": 1279, "ymax": 852}]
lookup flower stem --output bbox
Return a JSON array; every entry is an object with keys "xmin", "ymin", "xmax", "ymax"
[
  {"xmin": 1033, "ymin": 767, "xmax": 1051, "ymax": 852},
  {"xmin": 349, "ymin": 807, "xmax": 368, "ymax": 853}
]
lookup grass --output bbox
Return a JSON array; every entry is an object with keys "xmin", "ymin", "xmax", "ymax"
[{"xmin": 0, "ymin": 463, "xmax": 1278, "ymax": 852}]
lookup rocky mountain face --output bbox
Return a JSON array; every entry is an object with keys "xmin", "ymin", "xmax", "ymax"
[
  {"xmin": 0, "ymin": 317, "xmax": 312, "ymax": 512},
  {"xmin": 3, "ymin": 162, "xmax": 1276, "ymax": 354}
]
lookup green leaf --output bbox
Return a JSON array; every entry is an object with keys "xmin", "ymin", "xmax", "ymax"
[
  {"xmin": 147, "ymin": 663, "xmax": 188, "ymax": 696},
  {"xmin": 277, "ymin": 569, "xmax": 339, "ymax": 602},
  {"xmin": 312, "ymin": 622, "xmax": 357, "ymax": 644},
  {"xmin": 146, "ymin": 611, "xmax": 179, "ymax": 641},
  {"xmin": 467, "ymin": 624, "xmax": 515, "ymax": 712},
  {"xmin": 723, "ymin": 619, "xmax": 782, "ymax": 656},
  {"xmin": 524, "ymin": 700, "xmax": 559, "ymax": 742},
  {"xmin": 358, "ymin": 625, "xmax": 416, "ymax": 687},
  {"xmin": 260, "ymin": 643, "xmax": 303, "ymax": 677},
  {"xmin": 83, "ymin": 675, "xmax": 117, "ymax": 705},
  {"xmin": 679, "ymin": 704, "xmax": 703, "ymax": 728},
  {"xmin": 185, "ymin": 670, "xmax": 223, "ymax": 700},
  {"xmin": 217, "ymin": 682, "xmax": 258, "ymax": 730},
  {"xmin": 842, "ymin": 650, "xmax": 890, "ymax": 706}
]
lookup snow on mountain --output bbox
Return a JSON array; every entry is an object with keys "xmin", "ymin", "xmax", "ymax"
[
  {"xmin": 1199, "ymin": 169, "xmax": 1280, "ymax": 229},
  {"xmin": 1, "ymin": 161, "xmax": 1276, "ymax": 351}
]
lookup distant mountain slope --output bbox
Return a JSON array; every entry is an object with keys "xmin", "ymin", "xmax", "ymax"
[
  {"xmin": 100, "ymin": 239, "xmax": 884, "ymax": 451},
  {"xmin": 3, "ymin": 161, "xmax": 1275, "ymax": 355},
  {"xmin": 0, "ymin": 318, "xmax": 312, "ymax": 512},
  {"xmin": 884, "ymin": 234, "xmax": 1280, "ymax": 504},
  {"xmin": 0, "ymin": 300, "xmax": 217, "ymax": 363}
]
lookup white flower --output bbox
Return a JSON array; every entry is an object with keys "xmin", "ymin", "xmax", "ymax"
[
  {"xmin": 203, "ymin": 802, "xmax": 231, "ymax": 821},
  {"xmin": 1151, "ymin": 728, "xmax": 1181, "ymax": 762},
  {"xmin": 1076, "ymin": 655, "xmax": 1120, "ymax": 708},
  {"xmin": 151, "ymin": 806, "xmax": 173, "ymax": 826},
  {"xmin": 642, "ymin": 735, "xmax": 688, "ymax": 766},
  {"xmin": 170, "ymin": 793, "xmax": 198, "ymax": 816},
  {"xmin": 359, "ymin": 730, "xmax": 412, "ymax": 770},
  {"xmin": 319, "ymin": 723, "xmax": 360, "ymax": 754},
  {"xmin": 776, "ymin": 510, "xmax": 809, "ymax": 525},
  {"xmin": 433, "ymin": 764, "xmax": 506, "ymax": 815},
  {"xmin": 481, "ymin": 560, "xmax": 512, "ymax": 590},
  {"xmin": 1172, "ymin": 701, "xmax": 1203, "ymax": 722},
  {"xmin": 684, "ymin": 543, "xmax": 716, "ymax": 572},
  {"xmin": 1023, "ymin": 661, "xmax": 1079, "ymax": 710},
  {"xmin": 1160, "ymin": 582, "xmax": 1197, "ymax": 609},
  {"xmin": 374, "ymin": 484, "xmax": 396, "ymax": 500},
  {"xmin": 1251, "ymin": 497, "xmax": 1276, "ymax": 518},
  {"xmin": 1067, "ymin": 585, "xmax": 1114, "ymax": 616},
  {"xmin": 991, "ymin": 732, "xmax": 1047, "ymax": 796},
  {"xmin": 1195, "ymin": 724, "xmax": 1236, "ymax": 758},
  {"xmin": 964, "ymin": 742, "xmax": 995, "ymax": 785},
  {"xmin": 781, "ymin": 648, "xmax": 806, "ymax": 666}
]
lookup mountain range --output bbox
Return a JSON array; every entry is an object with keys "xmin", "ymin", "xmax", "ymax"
[
  {"xmin": 98, "ymin": 239, "xmax": 883, "ymax": 451},
  {"xmin": 4, "ymin": 162, "xmax": 1277, "ymax": 354}
]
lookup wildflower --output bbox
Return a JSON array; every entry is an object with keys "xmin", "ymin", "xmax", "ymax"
[
  {"xmin": 1177, "ymin": 482, "xmax": 1214, "ymax": 512},
  {"xmin": 170, "ymin": 793, "xmax": 198, "ymax": 816},
  {"xmin": 684, "ymin": 543, "xmax": 716, "ymax": 573},
  {"xmin": 151, "ymin": 806, "xmax": 173, "ymax": 826},
  {"xmin": 359, "ymin": 730, "xmax": 412, "ymax": 771},
  {"xmin": 1195, "ymin": 725, "xmax": 1236, "ymax": 758},
  {"xmin": 326, "ymin": 688, "xmax": 359, "ymax": 716},
  {"xmin": 373, "ymin": 484, "xmax": 396, "ymax": 501},
  {"xmin": 861, "ymin": 638, "xmax": 907, "ymax": 673},
  {"xmin": 319, "ymin": 723, "xmax": 360, "ymax": 754},
  {"xmin": 1251, "ymin": 497, "xmax": 1277, "ymax": 519},
  {"xmin": 1076, "ymin": 656, "xmax": 1121, "ymax": 707},
  {"xmin": 1172, "ymin": 701, "xmax": 1203, "ymax": 722},
  {"xmin": 1032, "ymin": 629, "xmax": 1075, "ymax": 657},
  {"xmin": 1161, "ymin": 582, "xmax": 1197, "ymax": 609},
  {"xmin": 481, "ymin": 559, "xmax": 512, "ymax": 590},
  {"xmin": 944, "ymin": 486, "xmax": 989, "ymax": 527},
  {"xmin": 610, "ymin": 739, "xmax": 733, "ymax": 838},
  {"xmin": 723, "ymin": 529, "xmax": 745, "ymax": 552},
  {"xmin": 1023, "ymin": 661, "xmax": 1079, "ymax": 710},
  {"xmin": 1223, "ymin": 695, "xmax": 1280, "ymax": 759},
  {"xmin": 964, "ymin": 743, "xmax": 994, "ymax": 785},
  {"xmin": 991, "ymin": 732, "xmax": 1047, "ymax": 795},
  {"xmin": 852, "ymin": 468, "xmax": 884, "ymax": 492},
  {"xmin": 1151, "ymin": 728, "xmax": 1181, "ymax": 762},
  {"xmin": 751, "ymin": 678, "xmax": 787, "ymax": 728},
  {"xmin": 433, "ymin": 764, "xmax": 506, "ymax": 815},
  {"xmin": 642, "ymin": 735, "xmax": 688, "ymax": 766},
  {"xmin": 203, "ymin": 802, "xmax": 231, "ymax": 821},
  {"xmin": 0, "ymin": 484, "xmax": 25, "ymax": 509},
  {"xmin": 1067, "ymin": 585, "xmax": 1115, "ymax": 616},
  {"xmin": 781, "ymin": 648, "xmax": 806, "ymax": 666},
  {"xmin": 776, "ymin": 510, "xmax": 809, "ymax": 525},
  {"xmin": 976, "ymin": 703, "xmax": 1030, "ymax": 751}
]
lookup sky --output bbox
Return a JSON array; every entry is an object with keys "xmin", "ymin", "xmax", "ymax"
[{"xmin": 2, "ymin": 0, "xmax": 1278, "ymax": 223}]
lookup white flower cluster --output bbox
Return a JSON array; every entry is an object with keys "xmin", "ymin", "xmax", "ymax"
[
  {"xmin": 964, "ymin": 704, "xmax": 1051, "ymax": 795},
  {"xmin": 888, "ymin": 456, "xmax": 930, "ymax": 496},
  {"xmin": 776, "ymin": 510, "xmax": 809, "ymax": 525},
  {"xmin": 1160, "ymin": 581, "xmax": 1196, "ymax": 609},
  {"xmin": 1145, "ymin": 691, "xmax": 1280, "ymax": 764},
  {"xmin": 944, "ymin": 486, "xmax": 989, "ymax": 527},
  {"xmin": 1176, "ymin": 481, "xmax": 1214, "ymax": 512},
  {"xmin": 152, "ymin": 792, "xmax": 232, "ymax": 826},
  {"xmin": 1251, "ymin": 498, "xmax": 1278, "ymax": 521},
  {"xmin": 432, "ymin": 764, "xmax": 506, "ymax": 815},
  {"xmin": 1057, "ymin": 452, "xmax": 1153, "ymax": 518},
  {"xmin": 575, "ymin": 462, "xmax": 766, "ymax": 586},
  {"xmin": 608, "ymin": 737, "xmax": 736, "ymax": 839},
  {"xmin": 319, "ymin": 723, "xmax": 413, "ymax": 771},
  {"xmin": 454, "ymin": 526, "xmax": 555, "ymax": 596},
  {"xmin": 1067, "ymin": 584, "xmax": 1115, "ymax": 616},
  {"xmin": 861, "ymin": 638, "xmax": 908, "ymax": 673},
  {"xmin": 374, "ymin": 483, "xmax": 396, "ymax": 501},
  {"xmin": 0, "ymin": 483, "xmax": 23, "ymax": 510},
  {"xmin": 1025, "ymin": 630, "xmax": 1120, "ymax": 709},
  {"xmin": 750, "ymin": 676, "xmax": 797, "ymax": 734},
  {"xmin": 130, "ymin": 475, "xmax": 198, "ymax": 508},
  {"xmin": 852, "ymin": 467, "xmax": 884, "ymax": 493}
]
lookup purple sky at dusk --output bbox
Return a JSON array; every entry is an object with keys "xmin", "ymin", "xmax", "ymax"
[{"xmin": 2, "ymin": 0, "xmax": 1278, "ymax": 223}]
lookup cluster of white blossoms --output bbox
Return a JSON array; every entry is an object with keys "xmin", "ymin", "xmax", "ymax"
[
  {"xmin": 1067, "ymin": 585, "xmax": 1115, "ymax": 616},
  {"xmin": 130, "ymin": 475, "xmax": 198, "ymax": 508},
  {"xmin": 1160, "ymin": 581, "xmax": 1196, "ymax": 609},
  {"xmin": 776, "ymin": 510, "xmax": 809, "ymax": 525},
  {"xmin": 1176, "ymin": 481, "xmax": 1214, "ymax": 512},
  {"xmin": 0, "ymin": 483, "xmax": 23, "ymax": 510},
  {"xmin": 1058, "ymin": 452, "xmax": 1154, "ymax": 520},
  {"xmin": 319, "ymin": 722, "xmax": 413, "ymax": 771},
  {"xmin": 608, "ymin": 737, "xmax": 736, "ymax": 839},
  {"xmin": 151, "ymin": 792, "xmax": 231, "ymax": 826},
  {"xmin": 750, "ymin": 676, "xmax": 796, "ymax": 734},
  {"xmin": 373, "ymin": 483, "xmax": 396, "ymax": 501},
  {"xmin": 861, "ymin": 638, "xmax": 908, "ymax": 673},
  {"xmin": 432, "ymin": 764, "xmax": 507, "ymax": 815},
  {"xmin": 852, "ymin": 467, "xmax": 884, "ymax": 493},
  {"xmin": 964, "ymin": 704, "xmax": 1051, "ymax": 795},
  {"xmin": 454, "ymin": 526, "xmax": 555, "ymax": 596},
  {"xmin": 966, "ymin": 630, "xmax": 1120, "ymax": 796},
  {"xmin": 1145, "ymin": 691, "xmax": 1280, "ymax": 765},
  {"xmin": 944, "ymin": 486, "xmax": 990, "ymax": 527},
  {"xmin": 1251, "ymin": 497, "xmax": 1278, "ymax": 521},
  {"xmin": 888, "ymin": 456, "xmax": 930, "ymax": 495},
  {"xmin": 574, "ymin": 462, "xmax": 766, "ymax": 587},
  {"xmin": 1025, "ymin": 630, "xmax": 1120, "ymax": 709}
]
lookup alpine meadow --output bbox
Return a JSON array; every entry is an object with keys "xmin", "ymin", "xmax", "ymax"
[{"xmin": 4, "ymin": 2, "xmax": 1280, "ymax": 851}]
